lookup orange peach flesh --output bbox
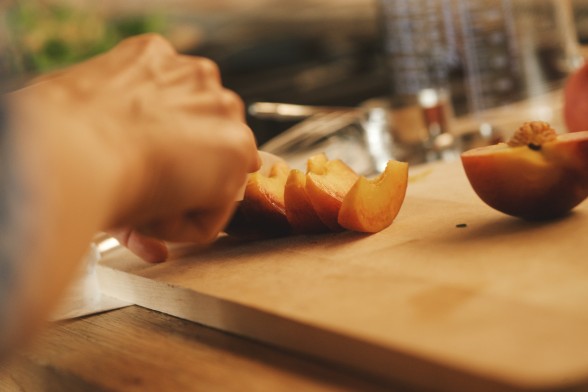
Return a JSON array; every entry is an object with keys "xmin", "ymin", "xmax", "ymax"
[
  {"xmin": 305, "ymin": 159, "xmax": 359, "ymax": 231},
  {"xmin": 230, "ymin": 152, "xmax": 411, "ymax": 236},
  {"xmin": 226, "ymin": 162, "xmax": 291, "ymax": 236},
  {"xmin": 307, "ymin": 153, "xmax": 329, "ymax": 173},
  {"xmin": 338, "ymin": 160, "xmax": 409, "ymax": 232},
  {"xmin": 461, "ymin": 131, "xmax": 588, "ymax": 220},
  {"xmin": 284, "ymin": 170, "xmax": 329, "ymax": 234},
  {"xmin": 542, "ymin": 131, "xmax": 588, "ymax": 175}
]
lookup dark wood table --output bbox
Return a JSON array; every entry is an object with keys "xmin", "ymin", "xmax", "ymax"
[{"xmin": 0, "ymin": 305, "xmax": 409, "ymax": 391}]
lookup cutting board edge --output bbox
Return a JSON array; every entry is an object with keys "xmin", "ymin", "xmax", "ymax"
[{"xmin": 96, "ymin": 264, "xmax": 588, "ymax": 392}]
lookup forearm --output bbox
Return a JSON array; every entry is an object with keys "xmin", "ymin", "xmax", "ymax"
[{"xmin": 0, "ymin": 87, "xmax": 132, "ymax": 354}]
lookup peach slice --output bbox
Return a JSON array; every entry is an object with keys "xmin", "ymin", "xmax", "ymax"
[
  {"xmin": 305, "ymin": 153, "xmax": 359, "ymax": 231},
  {"xmin": 226, "ymin": 161, "xmax": 291, "ymax": 236},
  {"xmin": 307, "ymin": 152, "xmax": 329, "ymax": 173},
  {"xmin": 284, "ymin": 169, "xmax": 329, "ymax": 234},
  {"xmin": 338, "ymin": 160, "xmax": 409, "ymax": 232},
  {"xmin": 461, "ymin": 122, "xmax": 588, "ymax": 220},
  {"xmin": 228, "ymin": 152, "xmax": 409, "ymax": 237}
]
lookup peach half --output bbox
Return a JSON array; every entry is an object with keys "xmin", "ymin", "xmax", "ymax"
[
  {"xmin": 461, "ymin": 122, "xmax": 588, "ymax": 220},
  {"xmin": 338, "ymin": 160, "xmax": 409, "ymax": 232}
]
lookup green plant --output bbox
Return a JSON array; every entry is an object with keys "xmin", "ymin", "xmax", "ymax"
[{"xmin": 7, "ymin": 3, "xmax": 166, "ymax": 74}]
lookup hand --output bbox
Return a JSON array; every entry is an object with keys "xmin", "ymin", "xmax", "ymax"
[
  {"xmin": 0, "ymin": 34, "xmax": 262, "ymax": 355},
  {"xmin": 107, "ymin": 35, "xmax": 260, "ymax": 261},
  {"xmin": 24, "ymin": 34, "xmax": 260, "ymax": 262}
]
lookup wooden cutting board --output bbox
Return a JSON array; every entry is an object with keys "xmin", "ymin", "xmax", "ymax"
[{"xmin": 98, "ymin": 161, "xmax": 588, "ymax": 391}]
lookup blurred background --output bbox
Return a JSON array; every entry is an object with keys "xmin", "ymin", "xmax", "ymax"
[
  {"xmin": 0, "ymin": 0, "xmax": 384, "ymax": 144},
  {"xmin": 1, "ymin": 0, "xmax": 588, "ymax": 169}
]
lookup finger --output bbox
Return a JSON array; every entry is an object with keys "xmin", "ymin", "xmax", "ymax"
[
  {"xmin": 243, "ymin": 125, "xmax": 261, "ymax": 172},
  {"xmin": 253, "ymin": 151, "xmax": 262, "ymax": 172},
  {"xmin": 221, "ymin": 120, "xmax": 260, "ymax": 174},
  {"xmin": 137, "ymin": 215, "xmax": 219, "ymax": 244},
  {"xmin": 114, "ymin": 33, "xmax": 176, "ymax": 57},
  {"xmin": 138, "ymin": 203, "xmax": 236, "ymax": 244},
  {"xmin": 168, "ymin": 89, "xmax": 245, "ymax": 122},
  {"xmin": 213, "ymin": 119, "xmax": 260, "ymax": 174},
  {"xmin": 158, "ymin": 57, "xmax": 222, "ymax": 90},
  {"xmin": 127, "ymin": 232, "xmax": 169, "ymax": 263},
  {"xmin": 109, "ymin": 228, "xmax": 169, "ymax": 263},
  {"xmin": 175, "ymin": 55, "xmax": 222, "ymax": 89},
  {"xmin": 108, "ymin": 34, "xmax": 176, "ymax": 77}
]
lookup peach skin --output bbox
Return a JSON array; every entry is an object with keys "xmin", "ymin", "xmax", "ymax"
[{"xmin": 461, "ymin": 122, "xmax": 588, "ymax": 220}]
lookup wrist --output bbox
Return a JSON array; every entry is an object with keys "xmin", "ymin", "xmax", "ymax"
[{"xmin": 7, "ymin": 82, "xmax": 140, "ymax": 230}]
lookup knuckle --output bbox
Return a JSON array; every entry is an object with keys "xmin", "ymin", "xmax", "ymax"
[
  {"xmin": 217, "ymin": 89, "xmax": 244, "ymax": 117},
  {"xmin": 117, "ymin": 33, "xmax": 175, "ymax": 58},
  {"xmin": 195, "ymin": 57, "xmax": 220, "ymax": 81},
  {"xmin": 219, "ymin": 123, "xmax": 257, "ymax": 171},
  {"xmin": 143, "ymin": 34, "xmax": 175, "ymax": 55},
  {"xmin": 224, "ymin": 122, "xmax": 253, "ymax": 151}
]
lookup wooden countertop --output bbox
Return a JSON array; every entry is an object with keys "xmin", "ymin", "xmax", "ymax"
[
  {"xmin": 4, "ymin": 158, "xmax": 588, "ymax": 392},
  {"xmin": 0, "ymin": 306, "xmax": 406, "ymax": 391}
]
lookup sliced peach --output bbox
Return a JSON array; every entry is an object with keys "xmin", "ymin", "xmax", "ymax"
[
  {"xmin": 229, "ymin": 152, "xmax": 410, "ymax": 236},
  {"xmin": 226, "ymin": 161, "xmax": 291, "ymax": 236},
  {"xmin": 284, "ymin": 169, "xmax": 329, "ymax": 234},
  {"xmin": 305, "ymin": 154, "xmax": 359, "ymax": 231},
  {"xmin": 307, "ymin": 152, "xmax": 329, "ymax": 173},
  {"xmin": 338, "ymin": 160, "xmax": 409, "ymax": 232},
  {"xmin": 461, "ymin": 122, "xmax": 588, "ymax": 220}
]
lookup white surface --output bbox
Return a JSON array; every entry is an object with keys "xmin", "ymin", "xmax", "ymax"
[{"xmin": 51, "ymin": 243, "xmax": 132, "ymax": 321}]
